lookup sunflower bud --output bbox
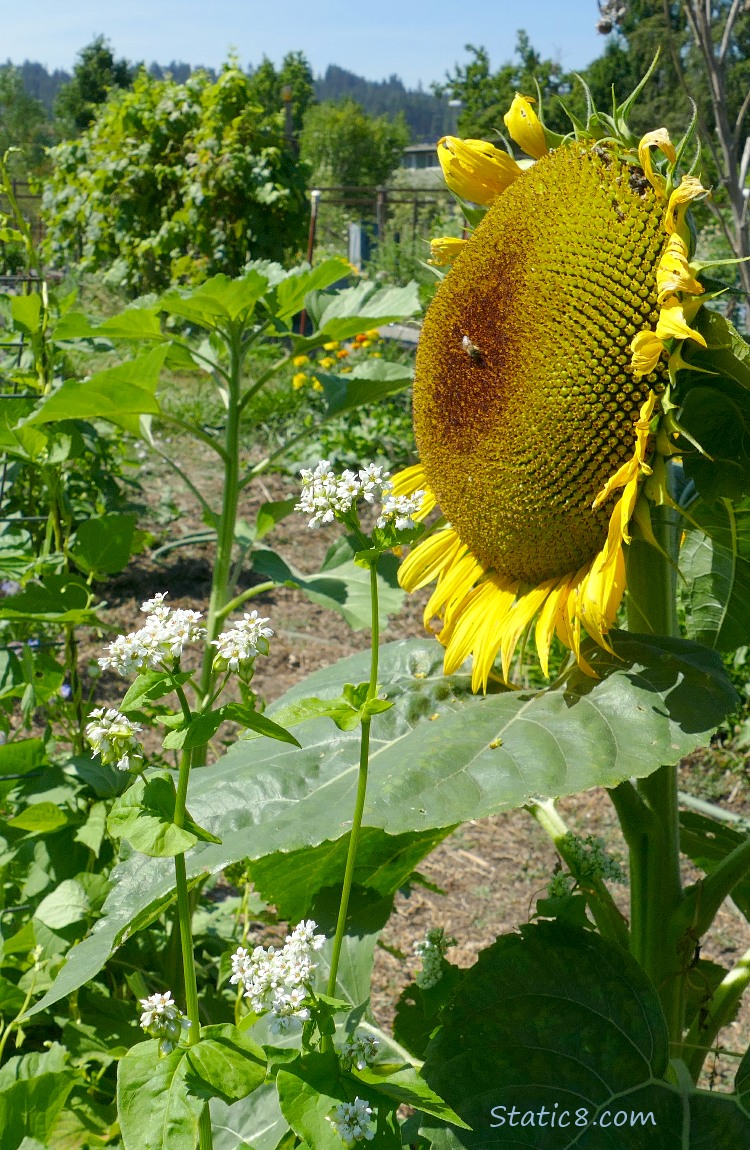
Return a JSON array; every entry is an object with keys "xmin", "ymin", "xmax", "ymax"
[
  {"xmin": 437, "ymin": 136, "xmax": 521, "ymax": 206},
  {"xmin": 429, "ymin": 236, "xmax": 467, "ymax": 266},
  {"xmin": 503, "ymin": 94, "xmax": 549, "ymax": 160}
]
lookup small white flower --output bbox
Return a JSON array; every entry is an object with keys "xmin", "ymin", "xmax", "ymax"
[
  {"xmin": 86, "ymin": 707, "xmax": 144, "ymax": 772},
  {"xmin": 339, "ymin": 1032, "xmax": 379, "ymax": 1071},
  {"xmin": 327, "ymin": 1098, "xmax": 375, "ymax": 1144},
  {"xmin": 376, "ymin": 491, "xmax": 426, "ymax": 531},
  {"xmin": 99, "ymin": 597, "xmax": 205, "ymax": 676},
  {"xmin": 228, "ymin": 919, "xmax": 326, "ymax": 1028},
  {"xmin": 141, "ymin": 592, "xmax": 169, "ymax": 614},
  {"xmin": 357, "ymin": 464, "xmax": 387, "ymax": 503},
  {"xmin": 414, "ymin": 927, "xmax": 456, "ymax": 990},
  {"xmin": 139, "ymin": 990, "xmax": 191, "ymax": 1055},
  {"xmin": 211, "ymin": 610, "xmax": 273, "ymax": 673}
]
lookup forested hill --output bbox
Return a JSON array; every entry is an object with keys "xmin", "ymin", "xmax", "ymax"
[
  {"xmin": 315, "ymin": 65, "xmax": 449, "ymax": 141},
  {"xmin": 12, "ymin": 58, "xmax": 449, "ymax": 142}
]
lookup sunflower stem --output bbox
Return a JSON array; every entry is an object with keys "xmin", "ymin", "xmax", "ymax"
[{"xmin": 625, "ymin": 498, "xmax": 686, "ymax": 1051}]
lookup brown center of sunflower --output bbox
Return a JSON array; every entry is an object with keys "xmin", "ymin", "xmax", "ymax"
[{"xmin": 414, "ymin": 142, "xmax": 668, "ymax": 585}]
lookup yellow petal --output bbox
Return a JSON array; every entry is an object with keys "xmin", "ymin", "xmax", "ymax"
[
  {"xmin": 499, "ymin": 581, "xmax": 555, "ymax": 682},
  {"xmin": 470, "ymin": 579, "xmax": 520, "ymax": 691},
  {"xmin": 664, "ymin": 176, "xmax": 709, "ymax": 239},
  {"xmin": 429, "ymin": 236, "xmax": 467, "ymax": 266},
  {"xmin": 630, "ymin": 330, "xmax": 664, "ymax": 377},
  {"xmin": 398, "ymin": 527, "xmax": 462, "ymax": 592},
  {"xmin": 503, "ymin": 94, "xmax": 549, "ymax": 160},
  {"xmin": 656, "ymin": 233, "xmax": 704, "ymax": 303},
  {"xmin": 655, "ymin": 297, "xmax": 707, "ymax": 347},
  {"xmin": 437, "ymin": 136, "xmax": 521, "ymax": 206},
  {"xmin": 534, "ymin": 578, "xmax": 569, "ymax": 678},
  {"xmin": 637, "ymin": 129, "xmax": 676, "ymax": 198},
  {"xmin": 424, "ymin": 551, "xmax": 484, "ymax": 630}
]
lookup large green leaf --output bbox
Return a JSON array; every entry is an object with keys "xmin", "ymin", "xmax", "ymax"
[
  {"xmin": 210, "ymin": 1082, "xmax": 288, "ymax": 1150},
  {"xmin": 419, "ymin": 922, "xmax": 750, "ymax": 1147},
  {"xmin": 117, "ymin": 1041, "xmax": 202, "ymax": 1150},
  {"xmin": 313, "ymin": 359, "xmax": 413, "ymax": 417},
  {"xmin": 69, "ymin": 512, "xmax": 140, "ymax": 578},
  {"xmin": 249, "ymin": 827, "xmax": 451, "ymax": 921},
  {"xmin": 680, "ymin": 809, "xmax": 750, "ymax": 922},
  {"xmin": 0, "ymin": 1071, "xmax": 75, "ymax": 1149},
  {"xmin": 28, "ymin": 634, "xmax": 735, "ymax": 1017},
  {"xmin": 22, "ymin": 346, "xmax": 167, "ymax": 434},
  {"xmin": 680, "ymin": 497, "xmax": 750, "ymax": 650},
  {"xmin": 159, "ymin": 271, "xmax": 270, "ymax": 328},
  {"xmin": 271, "ymin": 259, "xmax": 353, "ymax": 323}
]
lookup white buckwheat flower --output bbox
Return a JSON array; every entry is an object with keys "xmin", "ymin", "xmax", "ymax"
[
  {"xmin": 139, "ymin": 990, "xmax": 191, "ymax": 1056},
  {"xmin": 339, "ymin": 1032, "xmax": 379, "ymax": 1071},
  {"xmin": 228, "ymin": 919, "xmax": 325, "ymax": 1031},
  {"xmin": 327, "ymin": 1098, "xmax": 375, "ymax": 1144},
  {"xmin": 414, "ymin": 927, "xmax": 456, "ymax": 990},
  {"xmin": 357, "ymin": 464, "xmax": 387, "ymax": 503},
  {"xmin": 85, "ymin": 708, "xmax": 144, "ymax": 772},
  {"xmin": 376, "ymin": 490, "xmax": 426, "ymax": 531},
  {"xmin": 297, "ymin": 460, "xmax": 360, "ymax": 528},
  {"xmin": 98, "ymin": 595, "xmax": 205, "ymax": 676},
  {"xmin": 211, "ymin": 610, "xmax": 274, "ymax": 673}
]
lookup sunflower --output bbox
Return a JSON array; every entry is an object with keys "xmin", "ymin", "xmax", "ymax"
[{"xmin": 395, "ymin": 91, "xmax": 715, "ymax": 691}]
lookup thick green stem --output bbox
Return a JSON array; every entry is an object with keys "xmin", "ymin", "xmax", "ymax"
[
  {"xmin": 528, "ymin": 799, "xmax": 630, "ymax": 950},
  {"xmin": 683, "ymin": 948, "xmax": 750, "ymax": 1081},
  {"xmin": 326, "ymin": 562, "xmax": 380, "ymax": 1000},
  {"xmin": 173, "ymin": 747, "xmax": 213, "ymax": 1149},
  {"xmin": 195, "ymin": 329, "xmax": 243, "ymax": 743},
  {"xmin": 64, "ymin": 624, "xmax": 85, "ymax": 755},
  {"xmin": 624, "ymin": 504, "xmax": 685, "ymax": 1046}
]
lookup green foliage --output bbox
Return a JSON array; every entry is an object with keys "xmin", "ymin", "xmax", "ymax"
[
  {"xmin": 54, "ymin": 35, "xmax": 134, "ymax": 135},
  {"xmin": 42, "ymin": 63, "xmax": 311, "ymax": 293},
  {"xmin": 246, "ymin": 51, "xmax": 316, "ymax": 137},
  {"xmin": 0, "ymin": 66, "xmax": 53, "ymax": 172},
  {"xmin": 419, "ymin": 923, "xmax": 750, "ymax": 1147},
  {"xmin": 301, "ymin": 98, "xmax": 410, "ymax": 188}
]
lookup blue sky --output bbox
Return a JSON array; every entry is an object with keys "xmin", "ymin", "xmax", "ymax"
[{"xmin": 4, "ymin": 1, "xmax": 606, "ymax": 89}]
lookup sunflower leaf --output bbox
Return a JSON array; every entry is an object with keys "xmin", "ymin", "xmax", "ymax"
[
  {"xmin": 680, "ymin": 496, "xmax": 750, "ymax": 650},
  {"xmin": 417, "ymin": 921, "xmax": 750, "ymax": 1147}
]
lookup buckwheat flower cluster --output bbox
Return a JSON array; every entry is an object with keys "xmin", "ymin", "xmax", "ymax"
[
  {"xmin": 98, "ymin": 593, "xmax": 205, "ymax": 676},
  {"xmin": 327, "ymin": 1098, "xmax": 375, "ymax": 1145},
  {"xmin": 139, "ymin": 990, "xmax": 191, "ymax": 1056},
  {"xmin": 229, "ymin": 919, "xmax": 325, "ymax": 1035},
  {"xmin": 414, "ymin": 927, "xmax": 457, "ymax": 990},
  {"xmin": 297, "ymin": 460, "xmax": 385, "ymax": 528},
  {"xmin": 547, "ymin": 871, "xmax": 577, "ymax": 898},
  {"xmin": 85, "ymin": 707, "xmax": 144, "ymax": 772},
  {"xmin": 211, "ymin": 610, "xmax": 274, "ymax": 674},
  {"xmin": 560, "ymin": 832, "xmax": 626, "ymax": 884},
  {"xmin": 376, "ymin": 491, "xmax": 426, "ymax": 531},
  {"xmin": 338, "ymin": 1032, "xmax": 379, "ymax": 1071}
]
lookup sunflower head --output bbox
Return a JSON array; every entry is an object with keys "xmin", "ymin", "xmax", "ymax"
[{"xmin": 396, "ymin": 73, "xmax": 748, "ymax": 691}]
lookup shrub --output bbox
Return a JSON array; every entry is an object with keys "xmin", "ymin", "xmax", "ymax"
[{"xmin": 41, "ymin": 62, "xmax": 310, "ymax": 293}]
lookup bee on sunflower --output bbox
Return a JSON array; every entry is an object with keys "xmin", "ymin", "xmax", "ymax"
[{"xmin": 393, "ymin": 76, "xmax": 749, "ymax": 692}]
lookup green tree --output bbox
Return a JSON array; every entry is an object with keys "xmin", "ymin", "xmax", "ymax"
[
  {"xmin": 54, "ymin": 35, "xmax": 134, "ymax": 134},
  {"xmin": 435, "ymin": 34, "xmax": 575, "ymax": 140},
  {"xmin": 300, "ymin": 98, "xmax": 409, "ymax": 187},
  {"xmin": 42, "ymin": 62, "xmax": 310, "ymax": 293},
  {"xmin": 0, "ymin": 64, "xmax": 52, "ymax": 171},
  {"xmin": 246, "ymin": 51, "xmax": 315, "ymax": 137}
]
